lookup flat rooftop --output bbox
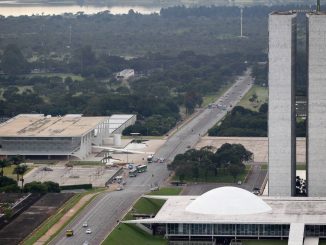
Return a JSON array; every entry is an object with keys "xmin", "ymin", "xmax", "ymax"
[
  {"xmin": 0, "ymin": 114, "xmax": 108, "ymax": 137},
  {"xmin": 126, "ymin": 195, "xmax": 326, "ymax": 225}
]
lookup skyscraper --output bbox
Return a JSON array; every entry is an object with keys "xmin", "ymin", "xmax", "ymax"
[
  {"xmin": 268, "ymin": 12, "xmax": 297, "ymax": 196},
  {"xmin": 306, "ymin": 13, "xmax": 326, "ymax": 197}
]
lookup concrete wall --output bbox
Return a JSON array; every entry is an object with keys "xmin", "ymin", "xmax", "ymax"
[
  {"xmin": 268, "ymin": 13, "xmax": 297, "ymax": 196},
  {"xmin": 307, "ymin": 14, "xmax": 326, "ymax": 197}
]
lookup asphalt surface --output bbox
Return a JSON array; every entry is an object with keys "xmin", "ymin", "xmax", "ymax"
[{"xmin": 50, "ymin": 69, "xmax": 253, "ymax": 245}]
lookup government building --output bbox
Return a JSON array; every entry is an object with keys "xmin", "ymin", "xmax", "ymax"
[{"xmin": 0, "ymin": 113, "xmax": 136, "ymax": 159}]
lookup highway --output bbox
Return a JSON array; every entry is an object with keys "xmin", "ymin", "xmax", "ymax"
[
  {"xmin": 155, "ymin": 68, "xmax": 253, "ymax": 162},
  {"xmin": 50, "ymin": 69, "xmax": 253, "ymax": 245}
]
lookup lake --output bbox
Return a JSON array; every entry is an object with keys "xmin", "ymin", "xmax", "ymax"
[{"xmin": 0, "ymin": 1, "xmax": 161, "ymax": 16}]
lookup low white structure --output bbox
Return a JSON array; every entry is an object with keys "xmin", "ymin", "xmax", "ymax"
[
  {"xmin": 0, "ymin": 114, "xmax": 136, "ymax": 159},
  {"xmin": 115, "ymin": 69, "xmax": 135, "ymax": 80},
  {"xmin": 125, "ymin": 187, "xmax": 326, "ymax": 244}
]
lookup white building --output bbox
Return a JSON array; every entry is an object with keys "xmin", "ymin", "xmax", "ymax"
[
  {"xmin": 0, "ymin": 114, "xmax": 136, "ymax": 160},
  {"xmin": 115, "ymin": 69, "xmax": 135, "ymax": 80},
  {"xmin": 126, "ymin": 187, "xmax": 325, "ymax": 244}
]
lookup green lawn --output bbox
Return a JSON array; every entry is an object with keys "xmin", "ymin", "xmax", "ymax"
[
  {"xmin": 243, "ymin": 240, "xmax": 287, "ymax": 245},
  {"xmin": 148, "ymin": 187, "xmax": 181, "ymax": 196},
  {"xmin": 238, "ymin": 85, "xmax": 268, "ymax": 111},
  {"xmin": 103, "ymin": 223, "xmax": 167, "ymax": 245},
  {"xmin": 3, "ymin": 165, "xmax": 33, "ymax": 180},
  {"xmin": 103, "ymin": 187, "xmax": 181, "ymax": 245}
]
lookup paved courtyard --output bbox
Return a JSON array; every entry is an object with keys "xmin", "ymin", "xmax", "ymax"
[
  {"xmin": 24, "ymin": 166, "xmax": 119, "ymax": 187},
  {"xmin": 197, "ymin": 136, "xmax": 306, "ymax": 163}
]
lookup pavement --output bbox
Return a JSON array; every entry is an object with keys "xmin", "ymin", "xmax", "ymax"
[{"xmin": 49, "ymin": 69, "xmax": 254, "ymax": 245}]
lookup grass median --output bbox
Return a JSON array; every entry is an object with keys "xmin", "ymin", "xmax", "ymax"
[{"xmin": 22, "ymin": 188, "xmax": 104, "ymax": 245}]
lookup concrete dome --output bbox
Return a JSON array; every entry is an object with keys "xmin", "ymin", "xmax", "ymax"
[{"xmin": 185, "ymin": 187, "xmax": 272, "ymax": 215}]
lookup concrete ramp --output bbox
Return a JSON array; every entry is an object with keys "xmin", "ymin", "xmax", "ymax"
[
  {"xmin": 288, "ymin": 223, "xmax": 304, "ymax": 245},
  {"xmin": 304, "ymin": 237, "xmax": 319, "ymax": 245}
]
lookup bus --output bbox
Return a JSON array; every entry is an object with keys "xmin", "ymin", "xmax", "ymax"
[
  {"xmin": 136, "ymin": 164, "xmax": 147, "ymax": 173},
  {"xmin": 147, "ymin": 155, "xmax": 153, "ymax": 163},
  {"xmin": 66, "ymin": 229, "xmax": 74, "ymax": 237},
  {"xmin": 129, "ymin": 168, "xmax": 138, "ymax": 177}
]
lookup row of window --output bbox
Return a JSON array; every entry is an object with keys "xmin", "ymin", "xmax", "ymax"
[{"xmin": 167, "ymin": 224, "xmax": 290, "ymax": 237}]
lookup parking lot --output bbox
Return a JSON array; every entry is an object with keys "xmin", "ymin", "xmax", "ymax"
[{"xmin": 24, "ymin": 166, "xmax": 120, "ymax": 187}]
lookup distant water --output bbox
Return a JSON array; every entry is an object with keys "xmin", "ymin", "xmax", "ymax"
[{"xmin": 0, "ymin": 1, "xmax": 161, "ymax": 16}]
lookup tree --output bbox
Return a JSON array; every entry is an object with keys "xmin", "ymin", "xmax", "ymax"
[
  {"xmin": 13, "ymin": 164, "xmax": 28, "ymax": 189},
  {"xmin": 0, "ymin": 159, "xmax": 10, "ymax": 176},
  {"xmin": 44, "ymin": 181, "xmax": 60, "ymax": 193},
  {"xmin": 24, "ymin": 181, "xmax": 47, "ymax": 194},
  {"xmin": 10, "ymin": 155, "xmax": 24, "ymax": 166},
  {"xmin": 0, "ymin": 176, "xmax": 19, "ymax": 193},
  {"xmin": 1, "ymin": 44, "xmax": 30, "ymax": 75},
  {"xmin": 228, "ymin": 164, "xmax": 244, "ymax": 182}
]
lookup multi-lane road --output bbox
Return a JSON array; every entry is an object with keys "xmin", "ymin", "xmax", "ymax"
[
  {"xmin": 50, "ymin": 69, "xmax": 253, "ymax": 245},
  {"xmin": 155, "ymin": 68, "xmax": 253, "ymax": 162}
]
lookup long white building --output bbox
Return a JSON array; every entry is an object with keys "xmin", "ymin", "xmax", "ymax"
[
  {"xmin": 0, "ymin": 114, "xmax": 136, "ymax": 160},
  {"xmin": 126, "ymin": 187, "xmax": 326, "ymax": 244}
]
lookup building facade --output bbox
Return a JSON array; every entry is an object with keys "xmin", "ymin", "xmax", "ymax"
[
  {"xmin": 0, "ymin": 114, "xmax": 136, "ymax": 160},
  {"xmin": 126, "ymin": 187, "xmax": 326, "ymax": 244},
  {"xmin": 306, "ymin": 13, "xmax": 326, "ymax": 197},
  {"xmin": 268, "ymin": 12, "xmax": 297, "ymax": 196}
]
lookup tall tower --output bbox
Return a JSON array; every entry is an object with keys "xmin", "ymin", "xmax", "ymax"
[
  {"xmin": 306, "ymin": 13, "xmax": 326, "ymax": 197},
  {"xmin": 268, "ymin": 12, "xmax": 297, "ymax": 196}
]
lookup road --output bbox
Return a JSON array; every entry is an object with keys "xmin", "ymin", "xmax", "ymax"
[
  {"xmin": 155, "ymin": 68, "xmax": 253, "ymax": 162},
  {"xmin": 50, "ymin": 69, "xmax": 253, "ymax": 245}
]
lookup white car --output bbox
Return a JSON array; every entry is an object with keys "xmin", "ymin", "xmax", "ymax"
[
  {"xmin": 85, "ymin": 228, "xmax": 92, "ymax": 234},
  {"xmin": 82, "ymin": 222, "xmax": 88, "ymax": 227},
  {"xmin": 83, "ymin": 241, "xmax": 89, "ymax": 245}
]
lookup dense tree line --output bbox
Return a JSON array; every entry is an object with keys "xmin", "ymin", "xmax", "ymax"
[
  {"xmin": 170, "ymin": 143, "xmax": 253, "ymax": 182},
  {"xmin": 209, "ymin": 104, "xmax": 268, "ymax": 137},
  {"xmin": 208, "ymin": 104, "xmax": 306, "ymax": 137},
  {"xmin": 0, "ymin": 48, "xmax": 247, "ymax": 135}
]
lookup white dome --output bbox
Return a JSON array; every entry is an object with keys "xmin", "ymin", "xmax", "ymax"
[{"xmin": 185, "ymin": 187, "xmax": 272, "ymax": 215}]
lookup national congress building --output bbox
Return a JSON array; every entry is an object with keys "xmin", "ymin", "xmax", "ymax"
[{"xmin": 269, "ymin": 10, "xmax": 326, "ymax": 197}]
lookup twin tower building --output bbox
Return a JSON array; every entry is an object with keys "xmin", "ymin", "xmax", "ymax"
[{"xmin": 269, "ymin": 11, "xmax": 326, "ymax": 197}]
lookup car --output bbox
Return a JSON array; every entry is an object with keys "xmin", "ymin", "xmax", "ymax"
[
  {"xmin": 237, "ymin": 180, "xmax": 242, "ymax": 185},
  {"xmin": 83, "ymin": 241, "xmax": 89, "ymax": 245},
  {"xmin": 150, "ymin": 186, "xmax": 159, "ymax": 191},
  {"xmin": 85, "ymin": 228, "xmax": 92, "ymax": 234},
  {"xmin": 116, "ymin": 186, "xmax": 123, "ymax": 191},
  {"xmin": 82, "ymin": 222, "xmax": 88, "ymax": 227},
  {"xmin": 252, "ymin": 188, "xmax": 260, "ymax": 195}
]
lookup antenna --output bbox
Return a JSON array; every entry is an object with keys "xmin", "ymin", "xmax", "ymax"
[
  {"xmin": 317, "ymin": 0, "xmax": 321, "ymax": 12},
  {"xmin": 240, "ymin": 8, "xmax": 243, "ymax": 38}
]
